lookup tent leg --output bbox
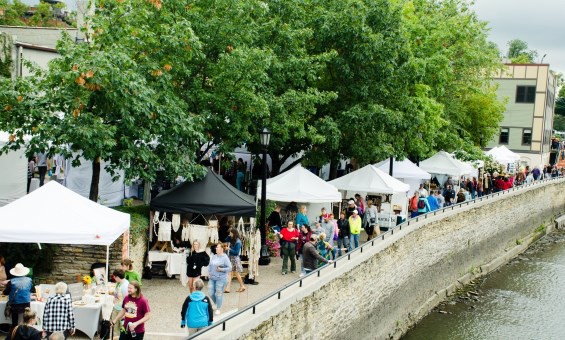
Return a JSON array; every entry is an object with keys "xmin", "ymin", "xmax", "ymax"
[{"xmin": 105, "ymin": 245, "xmax": 110, "ymax": 284}]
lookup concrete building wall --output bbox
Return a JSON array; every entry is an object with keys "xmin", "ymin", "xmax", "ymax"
[
  {"xmin": 201, "ymin": 179, "xmax": 565, "ymax": 340},
  {"xmin": 0, "ymin": 26, "xmax": 77, "ymax": 48},
  {"xmin": 487, "ymin": 64, "xmax": 556, "ymax": 167}
]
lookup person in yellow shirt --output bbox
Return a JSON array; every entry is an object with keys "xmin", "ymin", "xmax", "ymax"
[{"xmin": 348, "ymin": 210, "xmax": 362, "ymax": 249}]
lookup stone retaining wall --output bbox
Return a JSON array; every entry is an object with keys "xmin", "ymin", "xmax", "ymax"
[
  {"xmin": 204, "ymin": 179, "xmax": 565, "ymax": 340},
  {"xmin": 45, "ymin": 233, "xmax": 147, "ymax": 283}
]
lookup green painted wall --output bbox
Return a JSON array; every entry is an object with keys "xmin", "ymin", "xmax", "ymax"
[{"xmin": 487, "ymin": 79, "xmax": 537, "ymax": 150}]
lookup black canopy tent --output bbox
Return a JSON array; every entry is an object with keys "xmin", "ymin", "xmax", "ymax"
[{"xmin": 150, "ymin": 170, "xmax": 257, "ymax": 216}]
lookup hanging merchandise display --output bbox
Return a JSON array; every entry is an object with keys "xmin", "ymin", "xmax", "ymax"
[
  {"xmin": 172, "ymin": 214, "xmax": 181, "ymax": 232},
  {"xmin": 158, "ymin": 214, "xmax": 172, "ymax": 242}
]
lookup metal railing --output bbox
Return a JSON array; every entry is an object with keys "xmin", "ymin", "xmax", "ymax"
[{"xmin": 189, "ymin": 175, "xmax": 564, "ymax": 338}]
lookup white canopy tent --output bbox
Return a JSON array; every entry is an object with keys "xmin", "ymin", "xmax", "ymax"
[
  {"xmin": 257, "ymin": 165, "xmax": 341, "ymax": 222},
  {"xmin": 0, "ymin": 132, "xmax": 27, "ymax": 207},
  {"xmin": 328, "ymin": 165, "xmax": 410, "ymax": 228},
  {"xmin": 486, "ymin": 146, "xmax": 521, "ymax": 164},
  {"xmin": 0, "ymin": 181, "xmax": 130, "ymax": 278},
  {"xmin": 257, "ymin": 164, "xmax": 341, "ymax": 203},
  {"xmin": 419, "ymin": 151, "xmax": 472, "ymax": 178},
  {"xmin": 374, "ymin": 158, "xmax": 431, "ymax": 194}
]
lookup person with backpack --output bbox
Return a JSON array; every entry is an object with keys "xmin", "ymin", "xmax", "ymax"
[
  {"xmin": 180, "ymin": 278, "xmax": 213, "ymax": 335},
  {"xmin": 409, "ymin": 191, "xmax": 420, "ymax": 218},
  {"xmin": 417, "ymin": 194, "xmax": 431, "ymax": 216}
]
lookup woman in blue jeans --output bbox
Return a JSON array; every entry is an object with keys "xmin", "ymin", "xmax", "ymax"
[{"xmin": 207, "ymin": 243, "xmax": 231, "ymax": 315}]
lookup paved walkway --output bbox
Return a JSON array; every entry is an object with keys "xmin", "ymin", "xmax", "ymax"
[{"xmin": 140, "ymin": 256, "xmax": 298, "ymax": 339}]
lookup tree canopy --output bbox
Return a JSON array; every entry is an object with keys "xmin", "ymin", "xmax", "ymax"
[
  {"xmin": 507, "ymin": 39, "xmax": 538, "ymax": 64},
  {"xmin": 0, "ymin": 0, "xmax": 507, "ymax": 198}
]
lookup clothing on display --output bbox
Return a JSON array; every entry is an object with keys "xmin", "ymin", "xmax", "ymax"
[
  {"xmin": 158, "ymin": 215, "xmax": 172, "ymax": 242},
  {"xmin": 172, "ymin": 214, "xmax": 181, "ymax": 232}
]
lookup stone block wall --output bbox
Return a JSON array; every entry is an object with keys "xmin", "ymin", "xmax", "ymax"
[
  {"xmin": 45, "ymin": 233, "xmax": 147, "ymax": 283},
  {"xmin": 204, "ymin": 179, "xmax": 565, "ymax": 340}
]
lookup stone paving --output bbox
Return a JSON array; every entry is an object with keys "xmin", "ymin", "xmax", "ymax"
[
  {"xmin": 62, "ymin": 256, "xmax": 300, "ymax": 339},
  {"xmin": 141, "ymin": 256, "xmax": 297, "ymax": 339}
]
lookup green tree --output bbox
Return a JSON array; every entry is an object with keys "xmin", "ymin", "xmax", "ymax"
[
  {"xmin": 507, "ymin": 39, "xmax": 538, "ymax": 63},
  {"xmin": 400, "ymin": 0, "xmax": 505, "ymax": 157},
  {"xmin": 179, "ymin": 0, "xmax": 335, "ymax": 175},
  {"xmin": 0, "ymin": 0, "xmax": 204, "ymax": 201},
  {"xmin": 0, "ymin": 0, "xmax": 27, "ymax": 26},
  {"xmin": 29, "ymin": 1, "xmax": 54, "ymax": 27},
  {"xmin": 556, "ymin": 86, "xmax": 565, "ymax": 117}
]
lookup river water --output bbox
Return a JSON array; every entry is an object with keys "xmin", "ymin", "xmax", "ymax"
[{"xmin": 403, "ymin": 229, "xmax": 565, "ymax": 340}]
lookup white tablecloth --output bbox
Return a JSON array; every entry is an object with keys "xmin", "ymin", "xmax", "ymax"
[
  {"xmin": 147, "ymin": 251, "xmax": 184, "ymax": 277},
  {"xmin": 0, "ymin": 300, "xmax": 102, "ymax": 339}
]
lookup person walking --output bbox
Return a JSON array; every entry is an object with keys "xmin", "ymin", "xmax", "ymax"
[
  {"xmin": 348, "ymin": 210, "xmax": 362, "ymax": 249},
  {"xmin": 235, "ymin": 158, "xmax": 246, "ymax": 191},
  {"xmin": 27, "ymin": 156, "xmax": 35, "ymax": 193},
  {"xmin": 279, "ymin": 221, "xmax": 299, "ymax": 275},
  {"xmin": 224, "ymin": 229, "xmax": 246, "ymax": 293},
  {"xmin": 43, "ymin": 282, "xmax": 75, "ymax": 339},
  {"xmin": 296, "ymin": 224, "xmax": 312, "ymax": 276},
  {"xmin": 180, "ymin": 278, "xmax": 213, "ymax": 335},
  {"xmin": 112, "ymin": 269, "xmax": 129, "ymax": 336},
  {"xmin": 295, "ymin": 205, "xmax": 309, "ymax": 227},
  {"xmin": 2, "ymin": 263, "xmax": 34, "ymax": 340},
  {"xmin": 112, "ymin": 281, "xmax": 151, "ymax": 340},
  {"xmin": 121, "ymin": 259, "xmax": 142, "ymax": 285},
  {"xmin": 186, "ymin": 240, "xmax": 210, "ymax": 293},
  {"xmin": 336, "ymin": 211, "xmax": 350, "ymax": 256},
  {"xmin": 320, "ymin": 214, "xmax": 336, "ymax": 258},
  {"xmin": 302, "ymin": 236, "xmax": 333, "ymax": 274},
  {"xmin": 363, "ymin": 199, "xmax": 379, "ymax": 240},
  {"xmin": 10, "ymin": 307, "xmax": 42, "ymax": 340},
  {"xmin": 434, "ymin": 190, "xmax": 445, "ymax": 208},
  {"xmin": 36, "ymin": 152, "xmax": 48, "ymax": 186},
  {"xmin": 206, "ymin": 243, "xmax": 231, "ymax": 315}
]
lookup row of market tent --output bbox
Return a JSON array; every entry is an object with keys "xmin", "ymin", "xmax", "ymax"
[{"xmin": 0, "ymin": 147, "xmax": 522, "ymax": 280}]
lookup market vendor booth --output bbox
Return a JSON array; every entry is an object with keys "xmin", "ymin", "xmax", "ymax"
[
  {"xmin": 329, "ymin": 165, "xmax": 410, "ymax": 230},
  {"xmin": 0, "ymin": 181, "xmax": 130, "ymax": 339},
  {"xmin": 256, "ymin": 164, "xmax": 341, "ymax": 223},
  {"xmin": 149, "ymin": 170, "xmax": 259, "ymax": 283}
]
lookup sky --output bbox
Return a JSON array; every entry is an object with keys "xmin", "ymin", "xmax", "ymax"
[{"xmin": 472, "ymin": 0, "xmax": 565, "ymax": 75}]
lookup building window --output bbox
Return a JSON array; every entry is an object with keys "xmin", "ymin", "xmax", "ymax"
[
  {"xmin": 522, "ymin": 129, "xmax": 532, "ymax": 145},
  {"xmin": 516, "ymin": 86, "xmax": 536, "ymax": 103},
  {"xmin": 499, "ymin": 128, "xmax": 509, "ymax": 144}
]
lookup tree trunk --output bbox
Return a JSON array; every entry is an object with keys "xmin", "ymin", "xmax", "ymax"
[
  {"xmin": 270, "ymin": 151, "xmax": 281, "ymax": 177},
  {"xmin": 329, "ymin": 158, "xmax": 339, "ymax": 180},
  {"xmin": 89, "ymin": 157, "xmax": 101, "ymax": 202}
]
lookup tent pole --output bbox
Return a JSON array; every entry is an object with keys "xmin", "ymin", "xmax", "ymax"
[{"xmin": 105, "ymin": 245, "xmax": 110, "ymax": 285}]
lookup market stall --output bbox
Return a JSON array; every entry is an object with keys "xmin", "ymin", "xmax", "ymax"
[
  {"xmin": 419, "ymin": 151, "xmax": 472, "ymax": 187},
  {"xmin": 0, "ymin": 181, "xmax": 130, "ymax": 339},
  {"xmin": 256, "ymin": 164, "xmax": 341, "ymax": 222},
  {"xmin": 149, "ymin": 170, "xmax": 258, "ymax": 282},
  {"xmin": 374, "ymin": 158, "xmax": 431, "ymax": 194},
  {"xmin": 486, "ymin": 146, "xmax": 520, "ymax": 173},
  {"xmin": 328, "ymin": 165, "xmax": 410, "ymax": 229}
]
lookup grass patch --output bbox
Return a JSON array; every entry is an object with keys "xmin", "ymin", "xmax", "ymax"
[
  {"xmin": 516, "ymin": 239, "xmax": 523, "ymax": 245},
  {"xmin": 114, "ymin": 205, "xmax": 150, "ymax": 246},
  {"xmin": 535, "ymin": 223, "xmax": 546, "ymax": 234}
]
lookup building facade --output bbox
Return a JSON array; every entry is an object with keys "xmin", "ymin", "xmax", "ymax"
[{"xmin": 487, "ymin": 63, "xmax": 557, "ymax": 168}]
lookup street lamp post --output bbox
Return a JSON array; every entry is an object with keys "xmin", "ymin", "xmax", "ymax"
[{"xmin": 259, "ymin": 127, "xmax": 271, "ymax": 265}]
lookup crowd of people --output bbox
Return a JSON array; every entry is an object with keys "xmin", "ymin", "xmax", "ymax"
[
  {"xmin": 267, "ymin": 194, "xmax": 384, "ymax": 277},
  {"xmin": 408, "ymin": 165, "xmax": 564, "ymax": 218},
  {"xmin": 1, "ymin": 258, "xmax": 151, "ymax": 340}
]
